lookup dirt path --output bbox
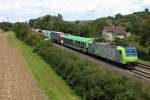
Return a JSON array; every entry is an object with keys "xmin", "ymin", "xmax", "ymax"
[{"xmin": 0, "ymin": 33, "xmax": 47, "ymax": 100}]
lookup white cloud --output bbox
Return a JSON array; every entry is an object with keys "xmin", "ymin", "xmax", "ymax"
[
  {"xmin": 0, "ymin": 16, "xmax": 6, "ymax": 22},
  {"xmin": 142, "ymin": 0, "xmax": 150, "ymax": 5},
  {"xmin": 0, "ymin": 0, "xmax": 149, "ymax": 22}
]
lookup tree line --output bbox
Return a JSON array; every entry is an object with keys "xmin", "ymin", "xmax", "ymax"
[{"xmin": 28, "ymin": 9, "xmax": 150, "ymax": 47}]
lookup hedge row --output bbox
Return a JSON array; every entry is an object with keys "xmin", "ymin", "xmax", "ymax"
[
  {"xmin": 12, "ymin": 22, "xmax": 44, "ymax": 46},
  {"xmin": 34, "ymin": 41, "xmax": 150, "ymax": 100}
]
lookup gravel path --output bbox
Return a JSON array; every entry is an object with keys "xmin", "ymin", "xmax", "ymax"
[{"xmin": 0, "ymin": 33, "xmax": 47, "ymax": 100}]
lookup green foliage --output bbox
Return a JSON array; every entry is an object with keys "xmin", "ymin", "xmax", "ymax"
[
  {"xmin": 145, "ymin": 8, "xmax": 149, "ymax": 12},
  {"xmin": 137, "ymin": 47, "xmax": 150, "ymax": 61},
  {"xmin": 114, "ymin": 37, "xmax": 129, "ymax": 46},
  {"xmin": 25, "ymin": 32, "xmax": 44, "ymax": 46},
  {"xmin": 0, "ymin": 22, "xmax": 12, "ymax": 31},
  {"xmin": 28, "ymin": 15, "xmax": 106, "ymax": 38},
  {"xmin": 139, "ymin": 17, "xmax": 150, "ymax": 47},
  {"xmin": 29, "ymin": 15, "xmax": 63, "ymax": 30},
  {"xmin": 33, "ymin": 43, "xmax": 150, "ymax": 100},
  {"xmin": 28, "ymin": 9, "xmax": 150, "ymax": 39},
  {"xmin": 12, "ymin": 22, "xmax": 44, "ymax": 46},
  {"xmin": 12, "ymin": 22, "xmax": 31, "ymax": 40},
  {"xmin": 33, "ymin": 39, "xmax": 52, "ymax": 52}
]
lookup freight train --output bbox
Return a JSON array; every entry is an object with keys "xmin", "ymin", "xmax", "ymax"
[{"xmin": 33, "ymin": 29, "xmax": 138, "ymax": 68}]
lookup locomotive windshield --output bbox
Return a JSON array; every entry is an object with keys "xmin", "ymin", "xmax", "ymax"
[{"xmin": 125, "ymin": 48, "xmax": 137, "ymax": 57}]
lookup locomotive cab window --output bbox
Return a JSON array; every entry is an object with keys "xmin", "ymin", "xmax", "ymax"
[{"xmin": 126, "ymin": 48, "xmax": 137, "ymax": 57}]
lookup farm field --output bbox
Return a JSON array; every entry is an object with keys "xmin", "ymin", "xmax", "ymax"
[
  {"xmin": 10, "ymin": 32, "xmax": 81, "ymax": 100},
  {"xmin": 0, "ymin": 32, "xmax": 47, "ymax": 100}
]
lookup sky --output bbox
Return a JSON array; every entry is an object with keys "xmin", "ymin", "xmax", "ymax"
[{"xmin": 0, "ymin": 0, "xmax": 150, "ymax": 22}]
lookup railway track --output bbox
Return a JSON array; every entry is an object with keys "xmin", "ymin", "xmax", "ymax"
[
  {"xmin": 130, "ymin": 63, "xmax": 150, "ymax": 80},
  {"xmin": 137, "ymin": 62, "xmax": 150, "ymax": 70},
  {"xmin": 55, "ymin": 43, "xmax": 150, "ymax": 81}
]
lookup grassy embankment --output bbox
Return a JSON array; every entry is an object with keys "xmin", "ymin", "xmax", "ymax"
[{"xmin": 10, "ymin": 32, "xmax": 81, "ymax": 100}]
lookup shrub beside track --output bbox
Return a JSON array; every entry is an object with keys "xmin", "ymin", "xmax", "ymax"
[{"xmin": 34, "ymin": 40, "xmax": 150, "ymax": 100}]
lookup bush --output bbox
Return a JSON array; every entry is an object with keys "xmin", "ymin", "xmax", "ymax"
[
  {"xmin": 12, "ymin": 22, "xmax": 31, "ymax": 40},
  {"xmin": 137, "ymin": 47, "xmax": 150, "ymax": 61},
  {"xmin": 33, "ymin": 39, "xmax": 52, "ymax": 52},
  {"xmin": 0, "ymin": 22, "xmax": 12, "ymax": 31},
  {"xmin": 34, "ymin": 43, "xmax": 150, "ymax": 100},
  {"xmin": 25, "ymin": 32, "xmax": 44, "ymax": 46}
]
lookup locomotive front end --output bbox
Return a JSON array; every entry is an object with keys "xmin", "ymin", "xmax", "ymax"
[{"xmin": 125, "ymin": 47, "xmax": 138, "ymax": 66}]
